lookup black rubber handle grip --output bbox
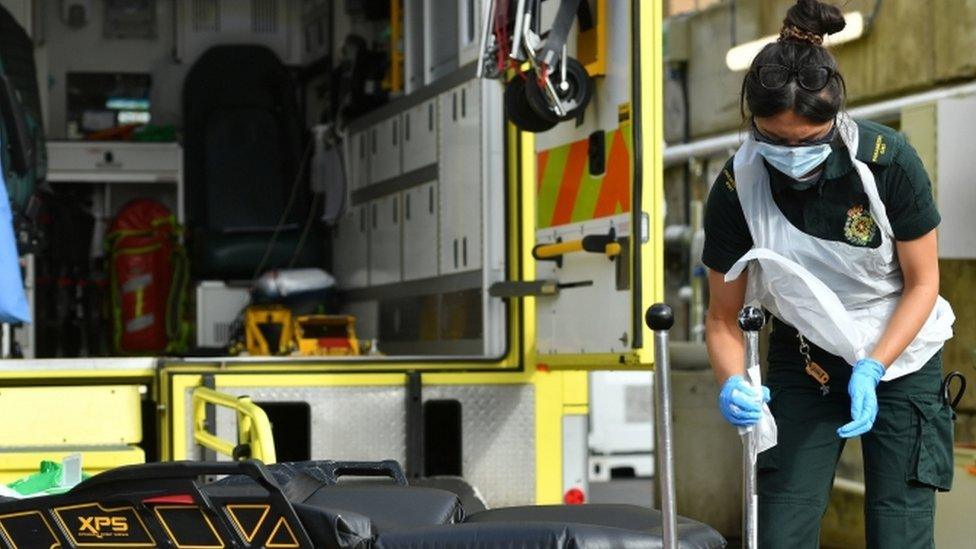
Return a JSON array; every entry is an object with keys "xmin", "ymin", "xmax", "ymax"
[
  {"xmin": 645, "ymin": 303, "xmax": 674, "ymax": 331},
  {"xmin": 738, "ymin": 306, "xmax": 765, "ymax": 332}
]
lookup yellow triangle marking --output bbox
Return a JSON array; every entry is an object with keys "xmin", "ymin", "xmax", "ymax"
[
  {"xmin": 225, "ymin": 504, "xmax": 269, "ymax": 543},
  {"xmin": 266, "ymin": 516, "xmax": 299, "ymax": 548}
]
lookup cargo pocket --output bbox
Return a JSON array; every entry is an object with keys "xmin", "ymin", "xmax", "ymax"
[
  {"xmin": 907, "ymin": 394, "xmax": 954, "ymax": 491},
  {"xmin": 757, "ymin": 444, "xmax": 779, "ymax": 474}
]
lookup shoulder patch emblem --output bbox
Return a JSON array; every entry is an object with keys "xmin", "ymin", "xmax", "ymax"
[
  {"xmin": 871, "ymin": 135, "xmax": 887, "ymax": 162},
  {"xmin": 844, "ymin": 205, "xmax": 877, "ymax": 246},
  {"xmin": 723, "ymin": 169, "xmax": 736, "ymax": 191}
]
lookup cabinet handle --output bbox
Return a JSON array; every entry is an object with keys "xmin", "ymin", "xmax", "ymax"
[
  {"xmin": 428, "ymin": 103, "xmax": 434, "ymax": 131},
  {"xmin": 452, "ymin": 92, "xmax": 457, "ymax": 121},
  {"xmin": 405, "ymin": 193, "xmax": 411, "ymax": 220},
  {"xmin": 461, "ymin": 88, "xmax": 466, "ymax": 118},
  {"xmin": 405, "ymin": 113, "xmax": 410, "ymax": 141},
  {"xmin": 462, "ymin": 236, "xmax": 468, "ymax": 266},
  {"xmin": 372, "ymin": 203, "xmax": 378, "ymax": 229},
  {"xmin": 428, "ymin": 185, "xmax": 434, "ymax": 214},
  {"xmin": 453, "ymin": 239, "xmax": 459, "ymax": 269},
  {"xmin": 392, "ymin": 119, "xmax": 398, "ymax": 146}
]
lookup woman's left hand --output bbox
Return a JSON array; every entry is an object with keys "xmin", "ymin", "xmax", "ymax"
[{"xmin": 837, "ymin": 358, "xmax": 886, "ymax": 438}]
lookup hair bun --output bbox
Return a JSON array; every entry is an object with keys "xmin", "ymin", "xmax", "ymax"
[{"xmin": 785, "ymin": 0, "xmax": 846, "ymax": 37}]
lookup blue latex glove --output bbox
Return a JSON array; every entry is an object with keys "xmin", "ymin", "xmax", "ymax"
[
  {"xmin": 719, "ymin": 375, "xmax": 771, "ymax": 427},
  {"xmin": 837, "ymin": 358, "xmax": 886, "ymax": 438}
]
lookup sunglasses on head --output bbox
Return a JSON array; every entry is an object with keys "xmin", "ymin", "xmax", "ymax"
[
  {"xmin": 753, "ymin": 64, "xmax": 836, "ymax": 92},
  {"xmin": 751, "ymin": 119, "xmax": 837, "ymax": 147}
]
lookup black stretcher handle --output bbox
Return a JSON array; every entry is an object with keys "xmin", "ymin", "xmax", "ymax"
[{"xmin": 321, "ymin": 460, "xmax": 408, "ymax": 485}]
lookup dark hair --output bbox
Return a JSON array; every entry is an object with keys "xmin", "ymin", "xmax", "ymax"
[{"xmin": 740, "ymin": 0, "xmax": 847, "ymax": 123}]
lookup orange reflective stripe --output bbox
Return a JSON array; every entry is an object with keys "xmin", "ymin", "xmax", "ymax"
[{"xmin": 592, "ymin": 128, "xmax": 631, "ymax": 218}]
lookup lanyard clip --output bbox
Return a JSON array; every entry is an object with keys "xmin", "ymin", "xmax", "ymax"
[{"xmin": 799, "ymin": 334, "xmax": 830, "ymax": 396}]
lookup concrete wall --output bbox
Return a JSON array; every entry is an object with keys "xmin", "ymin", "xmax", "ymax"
[{"xmin": 670, "ymin": 0, "xmax": 976, "ymax": 139}]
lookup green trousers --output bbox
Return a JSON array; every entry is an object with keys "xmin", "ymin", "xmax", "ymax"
[{"xmin": 758, "ymin": 325, "xmax": 954, "ymax": 549}]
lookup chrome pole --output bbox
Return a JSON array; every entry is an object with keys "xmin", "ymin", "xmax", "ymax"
[
  {"xmin": 738, "ymin": 306, "xmax": 765, "ymax": 549},
  {"xmin": 646, "ymin": 303, "xmax": 677, "ymax": 549}
]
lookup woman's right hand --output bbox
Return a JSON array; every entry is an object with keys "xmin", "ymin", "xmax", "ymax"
[{"xmin": 719, "ymin": 375, "xmax": 771, "ymax": 427}]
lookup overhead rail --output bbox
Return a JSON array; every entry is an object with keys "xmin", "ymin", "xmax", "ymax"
[{"xmin": 664, "ymin": 80, "xmax": 976, "ymax": 167}]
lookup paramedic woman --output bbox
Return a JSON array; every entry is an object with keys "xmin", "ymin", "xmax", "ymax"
[{"xmin": 702, "ymin": 1, "xmax": 956, "ymax": 547}]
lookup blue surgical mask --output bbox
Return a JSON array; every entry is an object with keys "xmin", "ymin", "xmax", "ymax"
[{"xmin": 755, "ymin": 141, "xmax": 832, "ymax": 182}]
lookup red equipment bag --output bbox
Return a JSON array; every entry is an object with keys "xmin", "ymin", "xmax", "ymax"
[{"xmin": 106, "ymin": 199, "xmax": 188, "ymax": 354}]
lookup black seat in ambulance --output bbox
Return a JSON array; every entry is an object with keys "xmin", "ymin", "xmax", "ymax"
[{"xmin": 183, "ymin": 45, "xmax": 321, "ymax": 279}]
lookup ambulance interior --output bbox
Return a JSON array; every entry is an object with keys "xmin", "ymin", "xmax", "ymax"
[{"xmin": 14, "ymin": 0, "xmax": 514, "ymax": 362}]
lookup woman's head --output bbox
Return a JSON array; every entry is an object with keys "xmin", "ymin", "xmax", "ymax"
[{"xmin": 741, "ymin": 0, "xmax": 847, "ymax": 128}]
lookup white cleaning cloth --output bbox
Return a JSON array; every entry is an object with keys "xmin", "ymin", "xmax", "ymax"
[{"xmin": 738, "ymin": 364, "xmax": 777, "ymax": 453}]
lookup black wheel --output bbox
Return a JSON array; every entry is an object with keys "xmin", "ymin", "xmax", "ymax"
[
  {"xmin": 524, "ymin": 56, "xmax": 594, "ymax": 122},
  {"xmin": 505, "ymin": 76, "xmax": 558, "ymax": 133}
]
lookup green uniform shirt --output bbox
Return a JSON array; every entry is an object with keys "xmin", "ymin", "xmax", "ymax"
[{"xmin": 703, "ymin": 119, "xmax": 941, "ymax": 275}]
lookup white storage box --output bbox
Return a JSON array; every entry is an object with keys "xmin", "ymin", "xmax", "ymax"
[{"xmin": 195, "ymin": 282, "xmax": 251, "ymax": 348}]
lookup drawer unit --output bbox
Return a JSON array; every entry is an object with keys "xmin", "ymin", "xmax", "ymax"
[{"xmin": 47, "ymin": 141, "xmax": 181, "ymax": 180}]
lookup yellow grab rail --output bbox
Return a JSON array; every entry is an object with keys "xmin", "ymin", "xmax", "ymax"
[
  {"xmin": 533, "ymin": 239, "xmax": 622, "ymax": 259},
  {"xmin": 532, "ymin": 230, "xmax": 622, "ymax": 263},
  {"xmin": 192, "ymin": 386, "xmax": 277, "ymax": 464}
]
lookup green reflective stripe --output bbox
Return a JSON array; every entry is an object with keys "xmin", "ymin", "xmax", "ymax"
[
  {"xmin": 537, "ymin": 146, "xmax": 569, "ymax": 229},
  {"xmin": 572, "ymin": 169, "xmax": 603, "ymax": 223}
]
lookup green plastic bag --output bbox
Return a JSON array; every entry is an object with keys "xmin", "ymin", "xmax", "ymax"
[{"xmin": 6, "ymin": 458, "xmax": 91, "ymax": 497}]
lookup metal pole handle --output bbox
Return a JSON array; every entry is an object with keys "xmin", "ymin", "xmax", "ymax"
[
  {"xmin": 646, "ymin": 303, "xmax": 677, "ymax": 549},
  {"xmin": 738, "ymin": 306, "xmax": 765, "ymax": 549}
]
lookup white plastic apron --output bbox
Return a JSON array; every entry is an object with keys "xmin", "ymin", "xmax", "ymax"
[{"xmin": 726, "ymin": 114, "xmax": 954, "ymax": 382}]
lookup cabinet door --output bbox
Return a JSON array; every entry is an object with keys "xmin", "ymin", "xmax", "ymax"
[
  {"xmin": 332, "ymin": 205, "xmax": 369, "ymax": 288},
  {"xmin": 369, "ymin": 117, "xmax": 402, "ymax": 184},
  {"xmin": 346, "ymin": 130, "xmax": 370, "ymax": 190},
  {"xmin": 439, "ymin": 81, "xmax": 483, "ymax": 273},
  {"xmin": 403, "ymin": 182, "xmax": 438, "ymax": 280},
  {"xmin": 402, "ymin": 99, "xmax": 437, "ymax": 173},
  {"xmin": 368, "ymin": 194, "xmax": 402, "ymax": 285},
  {"xmin": 457, "ymin": 80, "xmax": 483, "ymax": 270},
  {"xmin": 438, "ymin": 87, "xmax": 460, "ymax": 273}
]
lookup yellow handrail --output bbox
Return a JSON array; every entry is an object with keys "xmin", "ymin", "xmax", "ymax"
[{"xmin": 192, "ymin": 386, "xmax": 277, "ymax": 464}]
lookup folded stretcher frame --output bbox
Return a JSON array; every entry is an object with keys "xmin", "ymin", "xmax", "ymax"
[{"xmin": 0, "ymin": 303, "xmax": 740, "ymax": 548}]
